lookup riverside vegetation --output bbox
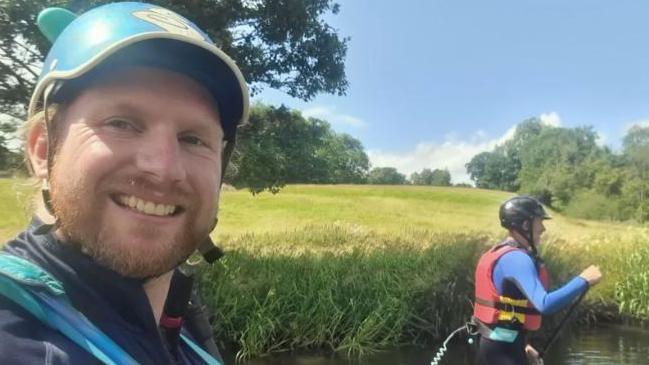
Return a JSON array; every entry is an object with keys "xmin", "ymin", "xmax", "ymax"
[{"xmin": 1, "ymin": 179, "xmax": 648, "ymax": 359}]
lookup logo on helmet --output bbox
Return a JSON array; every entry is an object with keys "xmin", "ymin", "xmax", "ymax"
[{"xmin": 132, "ymin": 7, "xmax": 205, "ymax": 42}]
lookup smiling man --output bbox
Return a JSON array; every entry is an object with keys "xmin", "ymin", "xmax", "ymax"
[{"xmin": 0, "ymin": 2, "xmax": 247, "ymax": 364}]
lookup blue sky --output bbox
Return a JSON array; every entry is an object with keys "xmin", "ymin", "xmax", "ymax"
[{"xmin": 254, "ymin": 0, "xmax": 649, "ymax": 183}]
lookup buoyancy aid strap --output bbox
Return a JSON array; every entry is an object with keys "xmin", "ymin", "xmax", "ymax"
[
  {"xmin": 180, "ymin": 333, "xmax": 223, "ymax": 365},
  {"xmin": 0, "ymin": 253, "xmax": 139, "ymax": 365},
  {"xmin": 31, "ymin": 289, "xmax": 139, "ymax": 365},
  {"xmin": 0, "ymin": 252, "xmax": 65, "ymax": 295},
  {"xmin": 474, "ymin": 297, "xmax": 540, "ymax": 315},
  {"xmin": 498, "ymin": 296, "xmax": 529, "ymax": 308},
  {"xmin": 0, "ymin": 253, "xmax": 223, "ymax": 365},
  {"xmin": 497, "ymin": 310, "xmax": 526, "ymax": 324},
  {"xmin": 472, "ymin": 317, "xmax": 520, "ymax": 343}
]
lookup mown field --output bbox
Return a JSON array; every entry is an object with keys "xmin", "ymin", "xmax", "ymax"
[{"xmin": 1, "ymin": 178, "xmax": 648, "ymax": 359}]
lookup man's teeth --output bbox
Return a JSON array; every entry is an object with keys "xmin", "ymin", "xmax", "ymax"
[{"xmin": 118, "ymin": 195, "xmax": 177, "ymax": 216}]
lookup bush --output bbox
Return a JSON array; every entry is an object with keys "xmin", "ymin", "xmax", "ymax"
[{"xmin": 563, "ymin": 190, "xmax": 622, "ymax": 221}]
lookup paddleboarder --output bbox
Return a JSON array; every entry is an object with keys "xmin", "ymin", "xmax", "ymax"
[{"xmin": 473, "ymin": 196, "xmax": 602, "ymax": 365}]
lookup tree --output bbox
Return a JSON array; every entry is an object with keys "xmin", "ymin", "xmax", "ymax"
[
  {"xmin": 430, "ymin": 168, "xmax": 451, "ymax": 186},
  {"xmin": 623, "ymin": 125, "xmax": 649, "ymax": 152},
  {"xmin": 0, "ymin": 120, "xmax": 20, "ymax": 171},
  {"xmin": 316, "ymin": 133, "xmax": 369, "ymax": 184},
  {"xmin": 411, "ymin": 168, "xmax": 451, "ymax": 186},
  {"xmin": 518, "ymin": 126, "xmax": 601, "ymax": 207},
  {"xmin": 454, "ymin": 182, "xmax": 473, "ymax": 188},
  {"xmin": 226, "ymin": 104, "xmax": 369, "ymax": 193},
  {"xmin": 465, "ymin": 150, "xmax": 517, "ymax": 190},
  {"xmin": 465, "ymin": 118, "xmax": 546, "ymax": 191},
  {"xmin": 0, "ymin": 0, "xmax": 348, "ymax": 128},
  {"xmin": 410, "ymin": 168, "xmax": 432, "ymax": 185},
  {"xmin": 621, "ymin": 125, "xmax": 649, "ymax": 222},
  {"xmin": 367, "ymin": 167, "xmax": 406, "ymax": 185},
  {"xmin": 0, "ymin": 138, "xmax": 20, "ymax": 172}
]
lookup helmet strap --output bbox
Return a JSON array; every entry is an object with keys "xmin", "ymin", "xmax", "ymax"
[
  {"xmin": 528, "ymin": 222, "xmax": 538, "ymax": 257},
  {"xmin": 195, "ymin": 133, "xmax": 236, "ymax": 264},
  {"xmin": 221, "ymin": 134, "xmax": 236, "ymax": 179},
  {"xmin": 37, "ymin": 83, "xmax": 61, "ymax": 233},
  {"xmin": 42, "ymin": 82, "xmax": 58, "ymax": 180},
  {"xmin": 513, "ymin": 220, "xmax": 537, "ymax": 256}
]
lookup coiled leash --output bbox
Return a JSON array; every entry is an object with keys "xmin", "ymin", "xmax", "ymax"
[{"xmin": 430, "ymin": 321, "xmax": 478, "ymax": 365}]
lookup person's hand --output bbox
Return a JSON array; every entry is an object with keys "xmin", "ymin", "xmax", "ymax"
[
  {"xmin": 525, "ymin": 345, "xmax": 544, "ymax": 365},
  {"xmin": 579, "ymin": 265, "xmax": 602, "ymax": 286}
]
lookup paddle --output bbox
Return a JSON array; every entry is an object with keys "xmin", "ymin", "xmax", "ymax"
[{"xmin": 537, "ymin": 287, "xmax": 589, "ymax": 359}]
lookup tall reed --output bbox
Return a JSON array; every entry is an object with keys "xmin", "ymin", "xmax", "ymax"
[{"xmin": 198, "ymin": 225, "xmax": 487, "ymax": 359}]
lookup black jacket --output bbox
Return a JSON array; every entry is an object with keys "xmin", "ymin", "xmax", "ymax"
[{"xmin": 0, "ymin": 218, "xmax": 213, "ymax": 365}]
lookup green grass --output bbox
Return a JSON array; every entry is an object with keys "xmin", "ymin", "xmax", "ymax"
[
  {"xmin": 199, "ymin": 227, "xmax": 485, "ymax": 359},
  {"xmin": 0, "ymin": 181, "xmax": 638, "ymax": 244},
  {"xmin": 215, "ymin": 184, "xmax": 635, "ymax": 243},
  {"xmin": 0, "ymin": 178, "xmax": 34, "ymax": 241},
  {"xmin": 1, "ymin": 179, "xmax": 648, "ymax": 358}
]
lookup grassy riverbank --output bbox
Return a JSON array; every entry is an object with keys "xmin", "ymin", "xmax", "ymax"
[
  {"xmin": 1, "ymin": 179, "xmax": 647, "ymax": 358},
  {"xmin": 207, "ymin": 185, "xmax": 648, "ymax": 358}
]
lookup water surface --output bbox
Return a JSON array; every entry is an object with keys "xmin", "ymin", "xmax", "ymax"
[{"xmin": 235, "ymin": 324, "xmax": 649, "ymax": 365}]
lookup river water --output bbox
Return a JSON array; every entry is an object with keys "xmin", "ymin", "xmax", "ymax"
[{"xmin": 236, "ymin": 324, "xmax": 649, "ymax": 365}]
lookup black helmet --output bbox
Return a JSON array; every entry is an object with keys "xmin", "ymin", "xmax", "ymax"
[{"xmin": 499, "ymin": 196, "xmax": 551, "ymax": 230}]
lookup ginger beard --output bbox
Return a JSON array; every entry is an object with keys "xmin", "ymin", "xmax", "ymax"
[
  {"xmin": 38, "ymin": 67, "xmax": 225, "ymax": 279},
  {"xmin": 48, "ymin": 159, "xmax": 219, "ymax": 279}
]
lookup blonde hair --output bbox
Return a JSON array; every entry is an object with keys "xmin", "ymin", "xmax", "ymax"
[
  {"xmin": 22, "ymin": 104, "xmax": 66, "ymax": 175},
  {"xmin": 21, "ymin": 105, "xmax": 66, "ymax": 221}
]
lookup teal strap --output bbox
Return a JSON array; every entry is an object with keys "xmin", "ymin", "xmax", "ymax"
[
  {"xmin": 0, "ymin": 254, "xmax": 139, "ymax": 365},
  {"xmin": 488, "ymin": 327, "xmax": 519, "ymax": 343},
  {"xmin": 180, "ymin": 333, "xmax": 223, "ymax": 365},
  {"xmin": 0, "ymin": 253, "xmax": 221, "ymax": 365},
  {"xmin": 0, "ymin": 275, "xmax": 49, "ymax": 324},
  {"xmin": 0, "ymin": 252, "xmax": 65, "ymax": 295}
]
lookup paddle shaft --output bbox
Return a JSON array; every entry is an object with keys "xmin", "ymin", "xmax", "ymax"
[{"xmin": 538, "ymin": 287, "xmax": 589, "ymax": 358}]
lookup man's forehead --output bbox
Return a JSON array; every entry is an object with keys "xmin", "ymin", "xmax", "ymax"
[{"xmin": 70, "ymin": 67, "xmax": 222, "ymax": 129}]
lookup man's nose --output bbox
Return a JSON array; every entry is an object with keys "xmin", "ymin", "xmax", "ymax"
[{"xmin": 135, "ymin": 131, "xmax": 186, "ymax": 184}]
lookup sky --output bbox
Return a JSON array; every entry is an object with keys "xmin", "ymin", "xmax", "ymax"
[{"xmin": 255, "ymin": 0, "xmax": 649, "ymax": 184}]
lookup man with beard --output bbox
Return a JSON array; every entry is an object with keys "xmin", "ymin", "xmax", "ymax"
[{"xmin": 0, "ymin": 2, "xmax": 248, "ymax": 364}]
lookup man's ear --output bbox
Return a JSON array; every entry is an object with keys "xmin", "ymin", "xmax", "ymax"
[
  {"xmin": 521, "ymin": 220, "xmax": 531, "ymax": 231},
  {"xmin": 27, "ymin": 122, "xmax": 50, "ymax": 179}
]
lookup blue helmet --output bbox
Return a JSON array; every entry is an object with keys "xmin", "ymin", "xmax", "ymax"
[{"xmin": 30, "ymin": 2, "xmax": 249, "ymax": 140}]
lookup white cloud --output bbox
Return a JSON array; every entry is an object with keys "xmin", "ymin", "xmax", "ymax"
[
  {"xmin": 624, "ymin": 119, "xmax": 649, "ymax": 133},
  {"xmin": 367, "ymin": 112, "xmax": 561, "ymax": 184},
  {"xmin": 302, "ymin": 106, "xmax": 367, "ymax": 128},
  {"xmin": 496, "ymin": 125, "xmax": 517, "ymax": 145},
  {"xmin": 539, "ymin": 112, "xmax": 561, "ymax": 127},
  {"xmin": 368, "ymin": 132, "xmax": 505, "ymax": 185}
]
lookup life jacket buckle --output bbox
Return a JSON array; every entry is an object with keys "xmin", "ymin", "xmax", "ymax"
[{"xmin": 502, "ymin": 302, "xmax": 516, "ymax": 315}]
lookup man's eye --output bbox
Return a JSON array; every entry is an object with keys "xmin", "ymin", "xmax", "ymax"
[
  {"xmin": 180, "ymin": 135, "xmax": 205, "ymax": 146},
  {"xmin": 107, "ymin": 119, "xmax": 135, "ymax": 130}
]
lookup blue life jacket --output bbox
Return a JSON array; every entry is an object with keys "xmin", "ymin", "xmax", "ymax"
[{"xmin": 0, "ymin": 252, "xmax": 221, "ymax": 365}]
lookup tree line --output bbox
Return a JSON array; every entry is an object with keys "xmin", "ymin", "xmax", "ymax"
[
  {"xmin": 366, "ymin": 166, "xmax": 455, "ymax": 186},
  {"xmin": 466, "ymin": 118, "xmax": 649, "ymax": 223},
  {"xmin": 224, "ymin": 104, "xmax": 454, "ymax": 193}
]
